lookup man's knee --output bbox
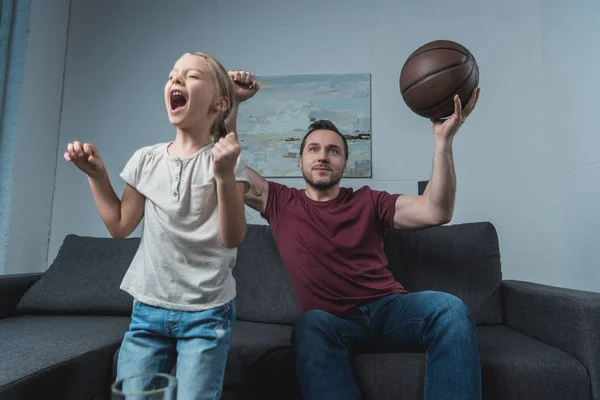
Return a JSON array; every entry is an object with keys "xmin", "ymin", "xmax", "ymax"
[
  {"xmin": 438, "ymin": 293, "xmax": 476, "ymax": 333},
  {"xmin": 419, "ymin": 291, "xmax": 473, "ymax": 324},
  {"xmin": 437, "ymin": 291, "xmax": 469, "ymax": 311}
]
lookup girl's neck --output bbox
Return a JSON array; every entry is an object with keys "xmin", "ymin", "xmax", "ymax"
[{"xmin": 168, "ymin": 127, "xmax": 212, "ymax": 157}]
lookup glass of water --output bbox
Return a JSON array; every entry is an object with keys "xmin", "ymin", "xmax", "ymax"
[{"xmin": 111, "ymin": 373, "xmax": 177, "ymax": 399}]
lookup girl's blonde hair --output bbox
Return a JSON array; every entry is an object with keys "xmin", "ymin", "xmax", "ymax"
[{"xmin": 187, "ymin": 52, "xmax": 235, "ymax": 141}]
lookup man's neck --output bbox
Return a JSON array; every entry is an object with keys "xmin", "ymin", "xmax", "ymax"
[{"xmin": 304, "ymin": 184, "xmax": 341, "ymax": 202}]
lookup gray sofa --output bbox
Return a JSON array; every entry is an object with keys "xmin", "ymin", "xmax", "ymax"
[{"xmin": 1, "ymin": 222, "xmax": 598, "ymax": 400}]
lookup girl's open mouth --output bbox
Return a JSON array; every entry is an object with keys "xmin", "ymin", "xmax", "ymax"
[{"xmin": 170, "ymin": 90, "xmax": 187, "ymax": 112}]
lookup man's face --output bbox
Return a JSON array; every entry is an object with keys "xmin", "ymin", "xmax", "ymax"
[{"xmin": 300, "ymin": 129, "xmax": 347, "ymax": 190}]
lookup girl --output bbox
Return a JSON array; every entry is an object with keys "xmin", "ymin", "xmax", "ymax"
[{"xmin": 64, "ymin": 53, "xmax": 258, "ymax": 399}]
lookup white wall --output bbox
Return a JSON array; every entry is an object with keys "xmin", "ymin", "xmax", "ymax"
[
  {"xmin": 41, "ymin": 0, "xmax": 599, "ymax": 292},
  {"xmin": 541, "ymin": 1, "xmax": 600, "ymax": 291},
  {"xmin": 3, "ymin": 0, "xmax": 70, "ymax": 274}
]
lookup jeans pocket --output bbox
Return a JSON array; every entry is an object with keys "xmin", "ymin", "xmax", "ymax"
[
  {"xmin": 209, "ymin": 302, "xmax": 236, "ymax": 336},
  {"xmin": 215, "ymin": 301, "xmax": 235, "ymax": 321},
  {"xmin": 180, "ymin": 302, "xmax": 235, "ymax": 341}
]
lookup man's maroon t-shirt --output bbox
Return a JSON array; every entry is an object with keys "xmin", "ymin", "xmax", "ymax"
[{"xmin": 261, "ymin": 181, "xmax": 408, "ymax": 317}]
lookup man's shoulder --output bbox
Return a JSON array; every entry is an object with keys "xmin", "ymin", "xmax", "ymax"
[
  {"xmin": 341, "ymin": 185, "xmax": 375, "ymax": 197},
  {"xmin": 346, "ymin": 185, "xmax": 400, "ymax": 196},
  {"xmin": 268, "ymin": 180, "xmax": 302, "ymax": 195},
  {"xmin": 341, "ymin": 185, "xmax": 401, "ymax": 206}
]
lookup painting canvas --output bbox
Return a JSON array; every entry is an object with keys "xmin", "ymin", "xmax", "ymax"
[{"xmin": 236, "ymin": 73, "xmax": 372, "ymax": 178}]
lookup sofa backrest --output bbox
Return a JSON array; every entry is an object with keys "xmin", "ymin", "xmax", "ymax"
[
  {"xmin": 16, "ymin": 221, "xmax": 503, "ymax": 326},
  {"xmin": 16, "ymin": 235, "xmax": 139, "ymax": 316},
  {"xmin": 233, "ymin": 222, "xmax": 504, "ymax": 326},
  {"xmin": 232, "ymin": 224, "xmax": 302, "ymax": 324},
  {"xmin": 383, "ymin": 222, "xmax": 503, "ymax": 325}
]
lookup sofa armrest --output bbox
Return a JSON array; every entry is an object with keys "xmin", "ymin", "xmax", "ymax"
[
  {"xmin": 0, "ymin": 273, "xmax": 42, "ymax": 318},
  {"xmin": 502, "ymin": 280, "xmax": 600, "ymax": 399}
]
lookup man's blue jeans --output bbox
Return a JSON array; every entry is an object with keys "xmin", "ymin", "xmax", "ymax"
[
  {"xmin": 292, "ymin": 291, "xmax": 482, "ymax": 400},
  {"xmin": 116, "ymin": 299, "xmax": 235, "ymax": 400}
]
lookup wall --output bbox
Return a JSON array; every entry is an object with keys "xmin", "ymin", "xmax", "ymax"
[
  {"xmin": 42, "ymin": 0, "xmax": 598, "ymax": 292},
  {"xmin": 2, "ymin": 0, "xmax": 71, "ymax": 274},
  {"xmin": 541, "ymin": 0, "xmax": 600, "ymax": 290}
]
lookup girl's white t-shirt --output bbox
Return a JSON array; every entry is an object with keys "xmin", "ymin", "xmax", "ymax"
[{"xmin": 119, "ymin": 141, "xmax": 248, "ymax": 311}]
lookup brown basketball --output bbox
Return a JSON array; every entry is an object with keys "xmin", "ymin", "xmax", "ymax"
[{"xmin": 399, "ymin": 40, "xmax": 479, "ymax": 120}]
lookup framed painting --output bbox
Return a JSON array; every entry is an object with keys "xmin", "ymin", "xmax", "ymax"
[{"xmin": 236, "ymin": 73, "xmax": 372, "ymax": 178}]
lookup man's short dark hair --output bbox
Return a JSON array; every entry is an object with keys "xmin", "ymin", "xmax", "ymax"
[{"xmin": 299, "ymin": 119, "xmax": 349, "ymax": 161}]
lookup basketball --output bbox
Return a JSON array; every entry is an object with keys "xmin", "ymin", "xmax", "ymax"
[{"xmin": 399, "ymin": 40, "xmax": 479, "ymax": 120}]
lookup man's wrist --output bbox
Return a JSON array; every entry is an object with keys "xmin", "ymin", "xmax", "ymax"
[{"xmin": 434, "ymin": 135, "xmax": 453, "ymax": 147}]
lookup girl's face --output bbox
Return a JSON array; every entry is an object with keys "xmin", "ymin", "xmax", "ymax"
[{"xmin": 164, "ymin": 54, "xmax": 228, "ymax": 130}]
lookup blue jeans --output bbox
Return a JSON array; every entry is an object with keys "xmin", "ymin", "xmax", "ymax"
[
  {"xmin": 116, "ymin": 299, "xmax": 235, "ymax": 400},
  {"xmin": 292, "ymin": 291, "xmax": 481, "ymax": 400}
]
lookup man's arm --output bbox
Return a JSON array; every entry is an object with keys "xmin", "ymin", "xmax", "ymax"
[
  {"xmin": 393, "ymin": 89, "xmax": 480, "ymax": 231},
  {"xmin": 244, "ymin": 166, "xmax": 269, "ymax": 214},
  {"xmin": 224, "ymin": 71, "xmax": 269, "ymax": 215},
  {"xmin": 393, "ymin": 137, "xmax": 455, "ymax": 230}
]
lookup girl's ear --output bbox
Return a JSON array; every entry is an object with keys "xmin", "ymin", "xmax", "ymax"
[{"xmin": 212, "ymin": 96, "xmax": 230, "ymax": 113}]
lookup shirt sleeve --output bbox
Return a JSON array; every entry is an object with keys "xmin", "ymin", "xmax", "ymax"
[
  {"xmin": 234, "ymin": 155, "xmax": 250, "ymax": 192},
  {"xmin": 261, "ymin": 180, "xmax": 295, "ymax": 228},
  {"xmin": 120, "ymin": 148, "xmax": 144, "ymax": 188},
  {"xmin": 371, "ymin": 189, "xmax": 402, "ymax": 229}
]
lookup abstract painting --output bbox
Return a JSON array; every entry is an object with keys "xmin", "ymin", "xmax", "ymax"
[{"xmin": 236, "ymin": 73, "xmax": 372, "ymax": 178}]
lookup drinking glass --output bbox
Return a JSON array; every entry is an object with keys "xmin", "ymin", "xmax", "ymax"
[{"xmin": 111, "ymin": 373, "xmax": 177, "ymax": 400}]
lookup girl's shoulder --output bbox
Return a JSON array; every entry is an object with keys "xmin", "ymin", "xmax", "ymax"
[{"xmin": 126, "ymin": 142, "xmax": 170, "ymax": 167}]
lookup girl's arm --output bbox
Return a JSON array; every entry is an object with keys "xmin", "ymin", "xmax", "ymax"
[
  {"xmin": 88, "ymin": 173, "xmax": 145, "ymax": 238},
  {"xmin": 212, "ymin": 131, "xmax": 247, "ymax": 248},
  {"xmin": 215, "ymin": 177, "xmax": 247, "ymax": 248},
  {"xmin": 65, "ymin": 141, "xmax": 145, "ymax": 238}
]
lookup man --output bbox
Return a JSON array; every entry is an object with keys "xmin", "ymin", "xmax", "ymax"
[{"xmin": 227, "ymin": 70, "xmax": 482, "ymax": 400}]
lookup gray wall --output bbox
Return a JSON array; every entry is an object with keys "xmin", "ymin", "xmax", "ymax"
[
  {"xmin": 10, "ymin": 0, "xmax": 600, "ymax": 292},
  {"xmin": 542, "ymin": 3, "xmax": 600, "ymax": 290}
]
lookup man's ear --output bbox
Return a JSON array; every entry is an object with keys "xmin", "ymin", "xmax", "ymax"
[{"xmin": 343, "ymin": 160, "xmax": 347, "ymax": 173}]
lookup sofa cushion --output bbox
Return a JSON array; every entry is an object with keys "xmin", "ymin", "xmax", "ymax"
[
  {"xmin": 222, "ymin": 320, "xmax": 299, "ymax": 400},
  {"xmin": 383, "ymin": 221, "xmax": 503, "ymax": 325},
  {"xmin": 0, "ymin": 315, "xmax": 130, "ymax": 400},
  {"xmin": 224, "ymin": 323, "xmax": 590, "ymax": 400},
  {"xmin": 233, "ymin": 225, "xmax": 301, "ymax": 324},
  {"xmin": 353, "ymin": 325, "xmax": 591, "ymax": 400},
  {"xmin": 17, "ymin": 235, "xmax": 139, "ymax": 315}
]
